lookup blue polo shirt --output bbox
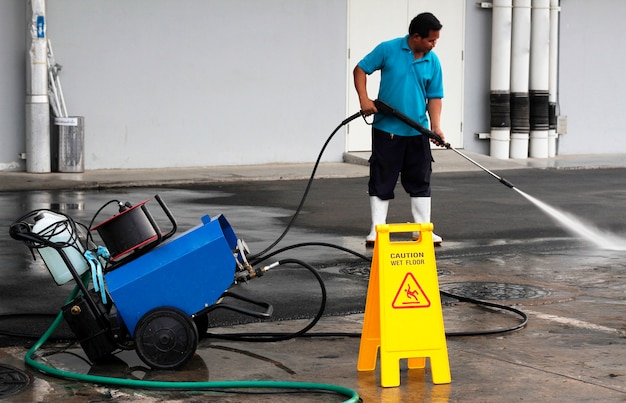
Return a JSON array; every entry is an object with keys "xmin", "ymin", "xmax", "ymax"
[{"xmin": 358, "ymin": 35, "xmax": 443, "ymax": 136}]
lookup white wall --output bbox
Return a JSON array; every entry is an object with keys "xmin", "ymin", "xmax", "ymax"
[
  {"xmin": 45, "ymin": 0, "xmax": 348, "ymax": 170},
  {"xmin": 2, "ymin": 1, "xmax": 626, "ymax": 172},
  {"xmin": 556, "ymin": 0, "xmax": 626, "ymax": 154},
  {"xmin": 461, "ymin": 0, "xmax": 492, "ymax": 155},
  {"xmin": 0, "ymin": 0, "xmax": 26, "ymax": 171}
]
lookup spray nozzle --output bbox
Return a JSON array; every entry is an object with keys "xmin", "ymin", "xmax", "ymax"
[{"xmin": 499, "ymin": 178, "xmax": 515, "ymax": 189}]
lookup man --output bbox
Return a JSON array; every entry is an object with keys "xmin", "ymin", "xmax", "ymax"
[{"xmin": 353, "ymin": 12, "xmax": 445, "ymax": 247}]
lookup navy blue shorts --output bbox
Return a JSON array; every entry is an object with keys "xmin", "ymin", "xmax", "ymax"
[{"xmin": 368, "ymin": 127, "xmax": 433, "ymax": 200}]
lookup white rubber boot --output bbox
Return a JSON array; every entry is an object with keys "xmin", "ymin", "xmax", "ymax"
[
  {"xmin": 366, "ymin": 196, "xmax": 389, "ymax": 247},
  {"xmin": 411, "ymin": 197, "xmax": 443, "ymax": 246}
]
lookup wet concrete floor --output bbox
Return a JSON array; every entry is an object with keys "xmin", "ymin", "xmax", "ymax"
[{"xmin": 0, "ymin": 166, "xmax": 625, "ymax": 402}]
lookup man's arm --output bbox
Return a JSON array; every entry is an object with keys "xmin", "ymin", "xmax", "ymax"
[
  {"xmin": 353, "ymin": 66, "xmax": 377, "ymax": 115},
  {"xmin": 427, "ymin": 98, "xmax": 445, "ymax": 144}
]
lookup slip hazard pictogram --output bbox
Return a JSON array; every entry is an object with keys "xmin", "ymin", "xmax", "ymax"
[{"xmin": 392, "ymin": 272, "xmax": 430, "ymax": 309}]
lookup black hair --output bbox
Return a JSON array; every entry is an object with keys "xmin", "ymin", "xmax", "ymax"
[{"xmin": 408, "ymin": 12, "xmax": 442, "ymax": 38}]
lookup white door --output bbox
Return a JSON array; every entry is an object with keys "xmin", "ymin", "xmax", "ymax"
[{"xmin": 347, "ymin": 0, "xmax": 465, "ymax": 151}]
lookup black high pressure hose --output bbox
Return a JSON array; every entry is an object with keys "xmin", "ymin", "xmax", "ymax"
[
  {"xmin": 251, "ymin": 99, "xmax": 519, "ymax": 266},
  {"xmin": 248, "ymin": 111, "xmax": 364, "ymax": 263},
  {"xmin": 235, "ymin": 105, "xmax": 527, "ymax": 340},
  {"xmin": 1, "ymin": 106, "xmax": 527, "ymax": 345}
]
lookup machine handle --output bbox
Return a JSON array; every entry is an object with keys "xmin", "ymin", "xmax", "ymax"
[{"xmin": 154, "ymin": 194, "xmax": 177, "ymax": 241}]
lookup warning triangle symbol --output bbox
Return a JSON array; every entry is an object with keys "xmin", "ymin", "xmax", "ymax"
[{"xmin": 392, "ymin": 272, "xmax": 431, "ymax": 309}]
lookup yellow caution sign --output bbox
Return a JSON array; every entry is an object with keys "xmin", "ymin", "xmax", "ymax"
[{"xmin": 358, "ymin": 223, "xmax": 451, "ymax": 387}]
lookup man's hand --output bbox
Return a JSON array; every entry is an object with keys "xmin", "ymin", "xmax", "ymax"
[
  {"xmin": 359, "ymin": 98, "xmax": 378, "ymax": 116},
  {"xmin": 429, "ymin": 126, "xmax": 446, "ymax": 147}
]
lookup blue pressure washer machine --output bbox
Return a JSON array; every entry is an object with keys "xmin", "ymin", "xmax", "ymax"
[{"xmin": 10, "ymin": 195, "xmax": 273, "ymax": 370}]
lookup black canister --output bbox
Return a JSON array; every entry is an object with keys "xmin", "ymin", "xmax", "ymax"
[{"xmin": 91, "ymin": 200, "xmax": 160, "ymax": 261}]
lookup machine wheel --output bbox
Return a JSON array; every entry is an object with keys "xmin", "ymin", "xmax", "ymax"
[{"xmin": 134, "ymin": 307, "xmax": 199, "ymax": 370}]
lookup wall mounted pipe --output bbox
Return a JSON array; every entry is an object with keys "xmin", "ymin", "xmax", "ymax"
[
  {"xmin": 548, "ymin": 0, "xmax": 560, "ymax": 157},
  {"xmin": 510, "ymin": 0, "xmax": 531, "ymax": 159},
  {"xmin": 489, "ymin": 0, "xmax": 513, "ymax": 160},
  {"xmin": 529, "ymin": 0, "xmax": 550, "ymax": 158},
  {"xmin": 25, "ymin": 0, "xmax": 51, "ymax": 173}
]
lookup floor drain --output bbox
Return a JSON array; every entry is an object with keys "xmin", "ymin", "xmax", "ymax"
[
  {"xmin": 0, "ymin": 364, "xmax": 31, "ymax": 399},
  {"xmin": 440, "ymin": 282, "xmax": 550, "ymax": 301},
  {"xmin": 340, "ymin": 264, "xmax": 371, "ymax": 277}
]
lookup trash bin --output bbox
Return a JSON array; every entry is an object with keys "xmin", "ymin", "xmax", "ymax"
[{"xmin": 55, "ymin": 116, "xmax": 84, "ymax": 173}]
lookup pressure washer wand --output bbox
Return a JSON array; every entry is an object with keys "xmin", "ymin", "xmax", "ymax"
[{"xmin": 373, "ymin": 99, "xmax": 516, "ymax": 189}]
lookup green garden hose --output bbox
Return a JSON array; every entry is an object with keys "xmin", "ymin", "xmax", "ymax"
[{"xmin": 24, "ymin": 284, "xmax": 360, "ymax": 403}]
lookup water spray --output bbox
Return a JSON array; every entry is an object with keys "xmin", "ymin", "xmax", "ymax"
[
  {"xmin": 373, "ymin": 99, "xmax": 517, "ymax": 189},
  {"xmin": 373, "ymin": 100, "xmax": 626, "ymax": 251}
]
